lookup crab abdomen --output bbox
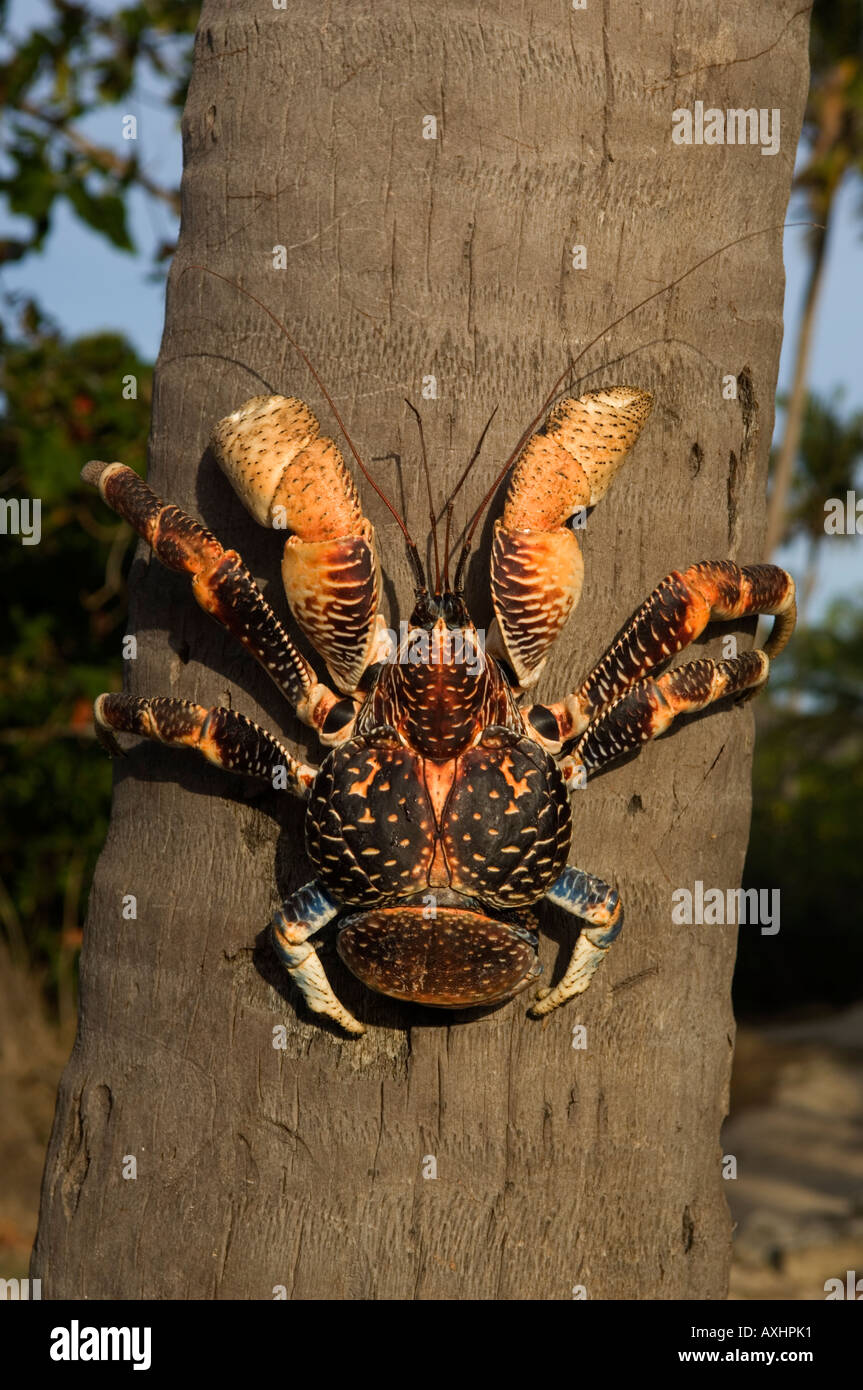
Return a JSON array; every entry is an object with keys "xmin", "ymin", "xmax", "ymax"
[{"xmin": 337, "ymin": 903, "xmax": 541, "ymax": 1007}]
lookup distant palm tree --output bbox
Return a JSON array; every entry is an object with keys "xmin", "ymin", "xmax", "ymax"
[
  {"xmin": 780, "ymin": 388, "xmax": 863, "ymax": 618},
  {"xmin": 766, "ymin": 0, "xmax": 863, "ymax": 555}
]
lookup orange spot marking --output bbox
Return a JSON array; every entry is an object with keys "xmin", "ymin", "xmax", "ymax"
[
  {"xmin": 499, "ymin": 753, "xmax": 532, "ymax": 799},
  {"xmin": 348, "ymin": 756, "xmax": 380, "ymax": 799}
]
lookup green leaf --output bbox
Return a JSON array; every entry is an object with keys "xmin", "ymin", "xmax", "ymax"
[{"xmin": 64, "ymin": 183, "xmax": 134, "ymax": 251}]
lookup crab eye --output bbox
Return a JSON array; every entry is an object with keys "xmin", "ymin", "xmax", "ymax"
[
  {"xmin": 528, "ymin": 705, "xmax": 559, "ymax": 742},
  {"xmin": 409, "ymin": 596, "xmax": 433, "ymax": 627},
  {"xmin": 322, "ymin": 699, "xmax": 357, "ymax": 736}
]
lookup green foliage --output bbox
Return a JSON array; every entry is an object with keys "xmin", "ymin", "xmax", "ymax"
[
  {"xmin": 772, "ymin": 388, "xmax": 863, "ymax": 555},
  {"xmin": 0, "ymin": 0, "xmax": 198, "ymax": 266},
  {"xmin": 0, "ymin": 322, "xmax": 152, "ymax": 1010},
  {"xmin": 798, "ymin": 0, "xmax": 863, "ymax": 221},
  {"xmin": 810, "ymin": 0, "xmax": 863, "ymax": 76},
  {"xmin": 735, "ymin": 596, "xmax": 863, "ymax": 1016},
  {"xmin": 788, "ymin": 391, "xmax": 863, "ymax": 545}
]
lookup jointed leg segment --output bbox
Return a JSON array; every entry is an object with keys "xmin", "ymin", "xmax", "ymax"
[
  {"xmin": 527, "ymin": 563, "xmax": 795, "ymax": 1017},
  {"xmin": 95, "ymin": 694, "xmax": 317, "ymax": 796},
  {"xmin": 566, "ymin": 649, "xmax": 769, "ymax": 779},
  {"xmin": 271, "ymin": 882, "xmax": 363, "ymax": 1035},
  {"xmin": 81, "ymin": 461, "xmax": 342, "ymax": 733},
  {"xmin": 531, "ymin": 560, "xmax": 795, "ymax": 747},
  {"xmin": 530, "ymin": 866, "xmax": 623, "ymax": 1016}
]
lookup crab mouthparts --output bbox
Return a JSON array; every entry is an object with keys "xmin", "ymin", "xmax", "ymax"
[{"xmin": 336, "ymin": 907, "xmax": 541, "ymax": 1008}]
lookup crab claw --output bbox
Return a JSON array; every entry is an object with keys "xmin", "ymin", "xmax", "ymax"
[{"xmin": 488, "ymin": 387, "xmax": 654, "ymax": 689}]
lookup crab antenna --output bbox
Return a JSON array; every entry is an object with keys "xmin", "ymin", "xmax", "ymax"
[
  {"xmin": 440, "ymin": 406, "xmax": 498, "ymax": 590},
  {"xmin": 181, "ymin": 264, "xmax": 422, "ymax": 563},
  {"xmin": 440, "ymin": 405, "xmax": 499, "ymax": 520},
  {"xmin": 452, "ymin": 219, "xmax": 820, "ymax": 593},
  {"xmin": 442, "ymin": 500, "xmax": 454, "ymax": 590},
  {"xmin": 404, "ymin": 399, "xmax": 440, "ymax": 594}
]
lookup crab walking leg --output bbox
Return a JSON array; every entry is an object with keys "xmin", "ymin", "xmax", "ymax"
[
  {"xmin": 561, "ymin": 650, "xmax": 770, "ymax": 784},
  {"xmin": 95, "ymin": 694, "xmax": 317, "ymax": 796},
  {"xmin": 535, "ymin": 561, "xmax": 796, "ymax": 744},
  {"xmin": 82, "ymin": 462, "xmax": 343, "ymax": 734},
  {"xmin": 271, "ymin": 882, "xmax": 363, "ymax": 1035},
  {"xmin": 529, "ymin": 867, "xmax": 623, "ymax": 1017}
]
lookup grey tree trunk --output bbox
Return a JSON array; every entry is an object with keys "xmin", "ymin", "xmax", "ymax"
[{"xmin": 33, "ymin": 1, "xmax": 809, "ymax": 1299}]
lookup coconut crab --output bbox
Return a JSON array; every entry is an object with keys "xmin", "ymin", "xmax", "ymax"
[{"xmin": 83, "ymin": 358, "xmax": 795, "ymax": 1036}]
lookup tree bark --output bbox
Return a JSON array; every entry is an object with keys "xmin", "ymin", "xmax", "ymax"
[{"xmin": 34, "ymin": 0, "xmax": 809, "ymax": 1299}]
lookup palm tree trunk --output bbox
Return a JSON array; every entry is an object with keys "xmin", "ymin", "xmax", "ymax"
[
  {"xmin": 799, "ymin": 533, "xmax": 822, "ymax": 625},
  {"xmin": 32, "ymin": 0, "xmax": 810, "ymax": 1299}
]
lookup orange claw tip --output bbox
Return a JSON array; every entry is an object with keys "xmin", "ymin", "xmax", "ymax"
[
  {"xmin": 504, "ymin": 433, "xmax": 591, "ymax": 531},
  {"xmin": 270, "ymin": 436, "xmax": 363, "ymax": 541}
]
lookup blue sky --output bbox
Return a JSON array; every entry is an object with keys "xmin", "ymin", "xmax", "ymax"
[{"xmin": 3, "ymin": 2, "xmax": 861, "ymax": 620}]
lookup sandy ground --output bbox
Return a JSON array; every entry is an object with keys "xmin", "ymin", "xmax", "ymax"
[
  {"xmin": 2, "ymin": 939, "xmax": 861, "ymax": 1298},
  {"xmin": 726, "ymin": 1006, "xmax": 863, "ymax": 1300}
]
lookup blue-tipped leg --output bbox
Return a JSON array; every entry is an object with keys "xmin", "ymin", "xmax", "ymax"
[
  {"xmin": 530, "ymin": 866, "xmax": 623, "ymax": 1017},
  {"xmin": 271, "ymin": 881, "xmax": 363, "ymax": 1035}
]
